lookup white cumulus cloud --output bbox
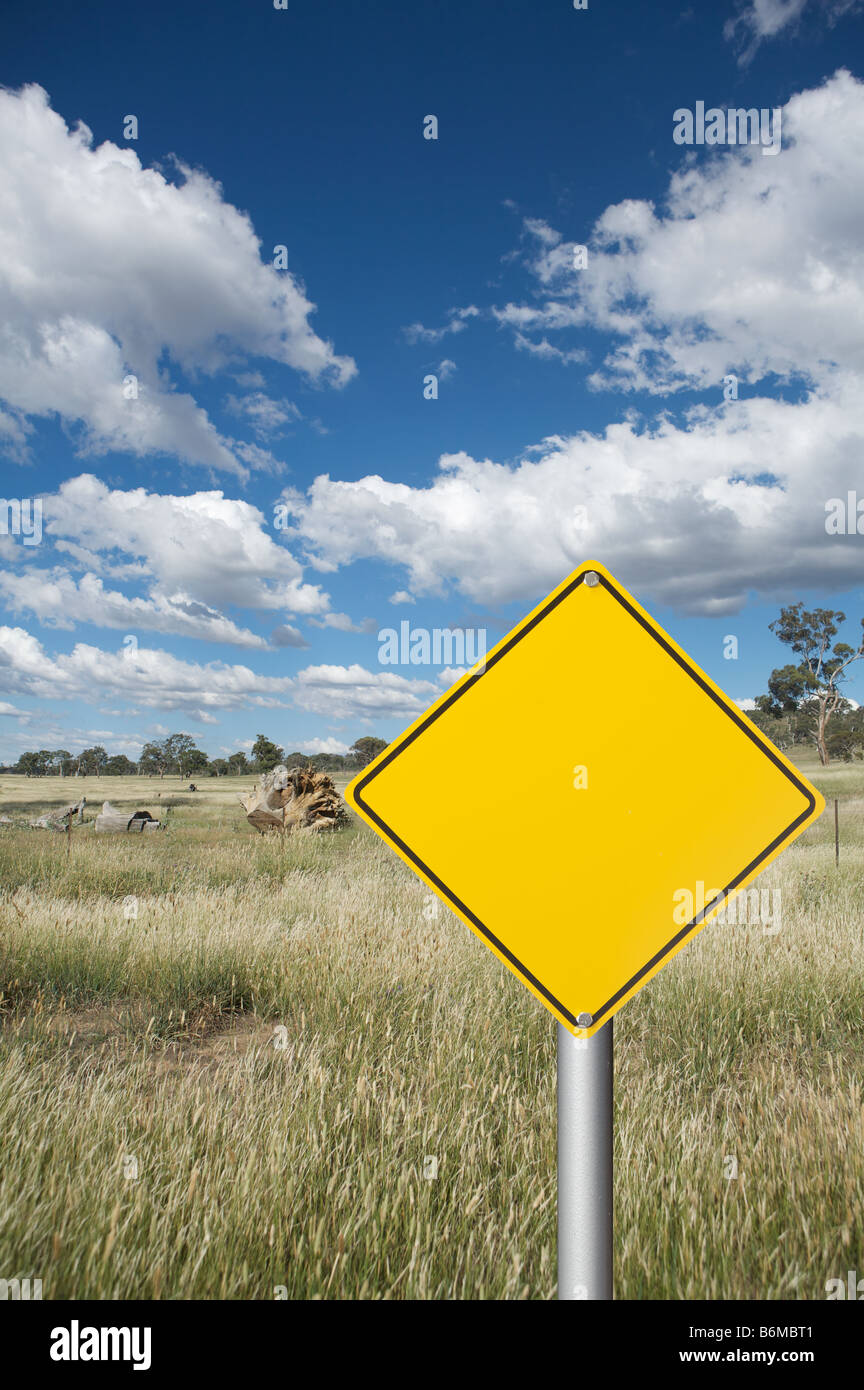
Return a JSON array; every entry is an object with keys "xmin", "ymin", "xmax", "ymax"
[
  {"xmin": 286, "ymin": 376, "xmax": 864, "ymax": 615},
  {"xmin": 497, "ymin": 72, "xmax": 864, "ymax": 396},
  {"xmin": 0, "ymin": 627, "xmax": 436, "ymax": 723},
  {"xmin": 293, "ymin": 736, "xmax": 351, "ymax": 755},
  {"xmin": 291, "ymin": 664, "xmax": 437, "ymax": 720},
  {"xmin": 45, "ymin": 473, "xmax": 330, "ymax": 623},
  {"xmin": 0, "ymin": 570, "xmax": 269, "ymax": 647},
  {"xmin": 0, "ymin": 84, "xmax": 355, "ymax": 476}
]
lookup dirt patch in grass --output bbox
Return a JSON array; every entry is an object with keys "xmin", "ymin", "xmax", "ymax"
[{"xmin": 3, "ymin": 1004, "xmax": 278, "ymax": 1075}]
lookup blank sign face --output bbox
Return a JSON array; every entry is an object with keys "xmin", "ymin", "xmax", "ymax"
[{"xmin": 346, "ymin": 561, "xmax": 824, "ymax": 1037}]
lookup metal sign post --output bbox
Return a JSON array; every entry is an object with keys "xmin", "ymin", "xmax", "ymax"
[{"xmin": 557, "ymin": 1020, "xmax": 613, "ymax": 1300}]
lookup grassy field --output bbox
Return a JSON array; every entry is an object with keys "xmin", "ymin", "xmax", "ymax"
[{"xmin": 0, "ymin": 760, "xmax": 862, "ymax": 1300}]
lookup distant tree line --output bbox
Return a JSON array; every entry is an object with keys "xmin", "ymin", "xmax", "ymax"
[
  {"xmin": 749, "ymin": 700, "xmax": 864, "ymax": 762},
  {"xmin": 2, "ymin": 734, "xmax": 388, "ymax": 778}
]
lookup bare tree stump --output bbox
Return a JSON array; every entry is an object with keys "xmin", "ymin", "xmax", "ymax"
[
  {"xmin": 29, "ymin": 799, "xmax": 87, "ymax": 831},
  {"xmin": 240, "ymin": 765, "xmax": 349, "ymax": 835}
]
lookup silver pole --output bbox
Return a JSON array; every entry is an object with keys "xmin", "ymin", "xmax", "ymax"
[{"xmin": 557, "ymin": 1018, "xmax": 613, "ymax": 1300}]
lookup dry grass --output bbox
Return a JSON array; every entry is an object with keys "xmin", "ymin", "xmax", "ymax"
[{"xmin": 0, "ymin": 757, "xmax": 862, "ymax": 1299}]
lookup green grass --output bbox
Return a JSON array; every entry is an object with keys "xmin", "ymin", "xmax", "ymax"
[{"xmin": 0, "ymin": 759, "xmax": 862, "ymax": 1299}]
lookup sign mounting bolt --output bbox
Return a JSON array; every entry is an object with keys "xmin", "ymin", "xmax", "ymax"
[
  {"xmin": 585, "ymin": 572, "xmax": 599, "ymax": 588},
  {"xmin": 577, "ymin": 1012, "xmax": 593, "ymax": 1028}
]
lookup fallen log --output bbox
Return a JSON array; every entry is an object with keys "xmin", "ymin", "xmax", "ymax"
[
  {"xmin": 240, "ymin": 764, "xmax": 349, "ymax": 835},
  {"xmin": 94, "ymin": 802, "xmax": 161, "ymax": 834}
]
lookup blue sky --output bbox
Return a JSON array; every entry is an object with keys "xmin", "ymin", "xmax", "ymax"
[{"xmin": 0, "ymin": 0, "xmax": 863, "ymax": 762}]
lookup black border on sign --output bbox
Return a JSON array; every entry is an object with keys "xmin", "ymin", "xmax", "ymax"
[{"xmin": 353, "ymin": 569, "xmax": 819, "ymax": 1028}]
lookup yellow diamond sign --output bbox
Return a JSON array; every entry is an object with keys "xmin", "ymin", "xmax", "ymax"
[{"xmin": 345, "ymin": 561, "xmax": 825, "ymax": 1036}]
